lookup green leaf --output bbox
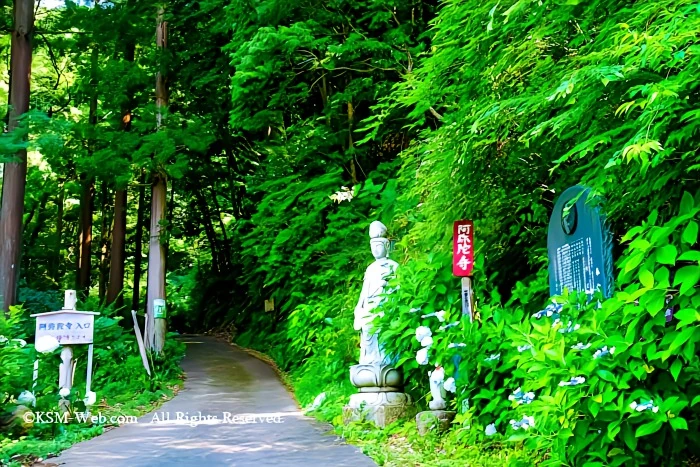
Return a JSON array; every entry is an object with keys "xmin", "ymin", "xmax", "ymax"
[
  {"xmin": 597, "ymin": 369, "xmax": 616, "ymax": 383},
  {"xmin": 674, "ymin": 308, "xmax": 700, "ymax": 327},
  {"xmin": 669, "ymin": 417, "xmax": 688, "ymax": 431},
  {"xmin": 639, "ymin": 269, "xmax": 654, "ymax": 288},
  {"xmin": 680, "ymin": 191, "xmax": 694, "ymax": 215},
  {"xmin": 656, "ymin": 244, "xmax": 677, "ymax": 265},
  {"xmin": 622, "ymin": 424, "xmax": 637, "ymax": 451},
  {"xmin": 678, "ymin": 250, "xmax": 700, "ymax": 262},
  {"xmin": 691, "ymin": 395, "xmax": 700, "ymax": 407},
  {"xmin": 682, "ymin": 221, "xmax": 698, "ymax": 245},
  {"xmin": 635, "ymin": 420, "xmax": 663, "ymax": 437},
  {"xmin": 673, "ymin": 265, "xmax": 700, "ymax": 295},
  {"xmin": 670, "ymin": 359, "xmax": 682, "ymax": 381}
]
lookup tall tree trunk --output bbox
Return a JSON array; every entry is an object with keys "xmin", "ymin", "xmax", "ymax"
[
  {"xmin": 76, "ymin": 46, "xmax": 99, "ymax": 300},
  {"xmin": 348, "ymin": 100, "xmax": 358, "ymax": 184},
  {"xmin": 210, "ymin": 188, "xmax": 230, "ymax": 272},
  {"xmin": 98, "ymin": 183, "xmax": 110, "ymax": 302},
  {"xmin": 194, "ymin": 189, "xmax": 220, "ymax": 274},
  {"xmin": 106, "ymin": 189, "xmax": 126, "ymax": 307},
  {"xmin": 77, "ymin": 177, "xmax": 94, "ymax": 298},
  {"xmin": 146, "ymin": 8, "xmax": 168, "ymax": 352},
  {"xmin": 132, "ymin": 171, "xmax": 146, "ymax": 312},
  {"xmin": 0, "ymin": 0, "xmax": 34, "ymax": 313},
  {"xmin": 146, "ymin": 175, "xmax": 167, "ymax": 351},
  {"xmin": 107, "ymin": 37, "xmax": 135, "ymax": 310},
  {"xmin": 51, "ymin": 182, "xmax": 65, "ymax": 282}
]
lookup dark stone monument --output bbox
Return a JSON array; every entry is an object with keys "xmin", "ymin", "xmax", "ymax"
[{"xmin": 547, "ymin": 185, "xmax": 614, "ymax": 299}]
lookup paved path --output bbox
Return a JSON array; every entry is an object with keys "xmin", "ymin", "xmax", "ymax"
[{"xmin": 53, "ymin": 336, "xmax": 375, "ymax": 467}]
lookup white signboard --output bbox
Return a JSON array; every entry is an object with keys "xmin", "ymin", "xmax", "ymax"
[{"xmin": 32, "ymin": 311, "xmax": 99, "ymax": 345}]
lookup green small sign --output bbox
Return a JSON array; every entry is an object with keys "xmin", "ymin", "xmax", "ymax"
[{"xmin": 153, "ymin": 299, "xmax": 167, "ymax": 319}]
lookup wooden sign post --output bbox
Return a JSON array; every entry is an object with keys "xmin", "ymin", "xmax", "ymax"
[
  {"xmin": 453, "ymin": 220, "xmax": 474, "ymax": 322},
  {"xmin": 30, "ymin": 290, "xmax": 99, "ymax": 410}
]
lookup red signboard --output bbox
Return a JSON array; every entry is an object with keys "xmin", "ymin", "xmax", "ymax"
[{"xmin": 453, "ymin": 220, "xmax": 474, "ymax": 276}]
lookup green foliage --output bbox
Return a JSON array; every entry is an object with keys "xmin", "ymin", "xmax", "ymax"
[{"xmin": 0, "ymin": 303, "xmax": 185, "ymax": 464}]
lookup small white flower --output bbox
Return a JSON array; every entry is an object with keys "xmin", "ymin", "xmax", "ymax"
[
  {"xmin": 485, "ymin": 423, "xmax": 497, "ymax": 436},
  {"xmin": 509, "ymin": 388, "xmax": 535, "ymax": 405},
  {"xmin": 510, "ymin": 415, "xmax": 535, "ymax": 430},
  {"xmin": 439, "ymin": 321, "xmax": 460, "ymax": 331},
  {"xmin": 444, "ymin": 377, "xmax": 456, "ymax": 393},
  {"xmin": 559, "ymin": 376, "xmax": 586, "ymax": 387},
  {"xmin": 18, "ymin": 391, "xmax": 36, "ymax": 407},
  {"xmin": 593, "ymin": 345, "xmax": 615, "ymax": 360},
  {"xmin": 508, "ymin": 387, "xmax": 522, "ymax": 401},
  {"xmin": 415, "ymin": 326, "xmax": 432, "ymax": 343},
  {"xmin": 571, "ymin": 342, "xmax": 591, "ymax": 350},
  {"xmin": 422, "ymin": 310, "xmax": 446, "ymax": 322},
  {"xmin": 517, "ymin": 344, "xmax": 532, "ymax": 352},
  {"xmin": 0, "ymin": 335, "xmax": 7, "ymax": 344},
  {"xmin": 35, "ymin": 335, "xmax": 60, "ymax": 354},
  {"xmin": 416, "ymin": 347, "xmax": 429, "ymax": 365},
  {"xmin": 629, "ymin": 399, "xmax": 659, "ymax": 413},
  {"xmin": 59, "ymin": 387, "xmax": 70, "ymax": 398},
  {"xmin": 420, "ymin": 335, "xmax": 433, "ymax": 348},
  {"xmin": 448, "ymin": 342, "xmax": 467, "ymax": 348},
  {"xmin": 484, "ymin": 353, "xmax": 501, "ymax": 362},
  {"xmin": 558, "ymin": 321, "xmax": 580, "ymax": 334},
  {"xmin": 84, "ymin": 391, "xmax": 97, "ymax": 406}
]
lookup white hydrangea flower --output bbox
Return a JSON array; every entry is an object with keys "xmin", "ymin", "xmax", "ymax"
[
  {"xmin": 416, "ymin": 347, "xmax": 429, "ymax": 366},
  {"xmin": 59, "ymin": 387, "xmax": 70, "ymax": 398},
  {"xmin": 415, "ymin": 326, "xmax": 432, "ymax": 343},
  {"xmin": 444, "ymin": 377, "xmax": 456, "ymax": 393},
  {"xmin": 420, "ymin": 335, "xmax": 433, "ymax": 348},
  {"xmin": 485, "ymin": 423, "xmax": 497, "ymax": 436},
  {"xmin": 18, "ymin": 391, "xmax": 36, "ymax": 407},
  {"xmin": 421, "ymin": 310, "xmax": 446, "ymax": 322},
  {"xmin": 84, "ymin": 391, "xmax": 97, "ymax": 406},
  {"xmin": 629, "ymin": 399, "xmax": 659, "ymax": 413},
  {"xmin": 35, "ymin": 335, "xmax": 60, "ymax": 354},
  {"xmin": 510, "ymin": 415, "xmax": 535, "ymax": 430}
]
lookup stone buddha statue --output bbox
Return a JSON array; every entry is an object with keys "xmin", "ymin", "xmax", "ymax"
[
  {"xmin": 345, "ymin": 221, "xmax": 412, "ymax": 427},
  {"xmin": 353, "ymin": 220, "xmax": 398, "ymax": 366}
]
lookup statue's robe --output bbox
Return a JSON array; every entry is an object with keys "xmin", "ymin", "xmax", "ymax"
[{"xmin": 354, "ymin": 258, "xmax": 398, "ymax": 366}]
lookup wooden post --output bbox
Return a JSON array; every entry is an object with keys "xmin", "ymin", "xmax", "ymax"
[
  {"xmin": 85, "ymin": 344, "xmax": 94, "ymax": 394},
  {"xmin": 461, "ymin": 277, "xmax": 475, "ymax": 322}
]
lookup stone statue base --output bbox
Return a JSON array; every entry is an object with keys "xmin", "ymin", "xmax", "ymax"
[
  {"xmin": 350, "ymin": 364, "xmax": 403, "ymax": 389},
  {"xmin": 343, "ymin": 392, "xmax": 414, "ymax": 428},
  {"xmin": 415, "ymin": 410, "xmax": 456, "ymax": 435}
]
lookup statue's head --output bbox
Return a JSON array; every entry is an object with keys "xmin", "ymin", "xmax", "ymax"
[{"xmin": 369, "ymin": 221, "xmax": 389, "ymax": 260}]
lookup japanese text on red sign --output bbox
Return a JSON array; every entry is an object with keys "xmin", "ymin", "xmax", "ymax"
[{"xmin": 453, "ymin": 220, "xmax": 474, "ymax": 276}]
